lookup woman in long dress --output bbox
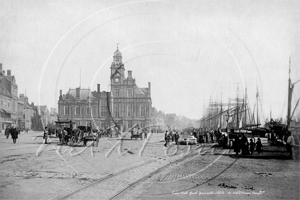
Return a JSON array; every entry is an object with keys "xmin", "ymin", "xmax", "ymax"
[{"xmin": 233, "ymin": 135, "xmax": 240, "ymax": 156}]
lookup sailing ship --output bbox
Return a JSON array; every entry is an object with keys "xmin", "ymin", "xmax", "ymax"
[{"xmin": 199, "ymin": 58, "xmax": 299, "ymax": 147}]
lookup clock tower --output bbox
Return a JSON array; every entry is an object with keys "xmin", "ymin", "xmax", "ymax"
[{"xmin": 110, "ymin": 46, "xmax": 125, "ymax": 85}]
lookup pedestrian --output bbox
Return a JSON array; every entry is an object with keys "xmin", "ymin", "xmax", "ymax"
[
  {"xmin": 241, "ymin": 133, "xmax": 249, "ymax": 155},
  {"xmin": 174, "ymin": 132, "xmax": 180, "ymax": 145},
  {"xmin": 271, "ymin": 131, "xmax": 276, "ymax": 145},
  {"xmin": 5, "ymin": 126, "xmax": 10, "ymax": 139},
  {"xmin": 11, "ymin": 127, "xmax": 18, "ymax": 144},
  {"xmin": 286, "ymin": 131, "xmax": 295, "ymax": 159},
  {"xmin": 94, "ymin": 131, "xmax": 100, "ymax": 147},
  {"xmin": 43, "ymin": 127, "xmax": 49, "ymax": 144},
  {"xmin": 249, "ymin": 138, "xmax": 255, "ymax": 155},
  {"xmin": 164, "ymin": 131, "xmax": 169, "ymax": 147},
  {"xmin": 205, "ymin": 132, "xmax": 209, "ymax": 143},
  {"xmin": 233, "ymin": 135, "xmax": 240, "ymax": 156},
  {"xmin": 62, "ymin": 129, "xmax": 67, "ymax": 145},
  {"xmin": 210, "ymin": 131, "xmax": 214, "ymax": 143},
  {"xmin": 256, "ymin": 137, "xmax": 263, "ymax": 154},
  {"xmin": 83, "ymin": 131, "xmax": 88, "ymax": 146},
  {"xmin": 58, "ymin": 130, "xmax": 62, "ymax": 144}
]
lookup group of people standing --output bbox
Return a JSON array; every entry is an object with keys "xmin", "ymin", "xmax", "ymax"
[
  {"xmin": 4, "ymin": 126, "xmax": 20, "ymax": 144},
  {"xmin": 233, "ymin": 133, "xmax": 263, "ymax": 156},
  {"xmin": 193, "ymin": 129, "xmax": 215, "ymax": 144},
  {"xmin": 54, "ymin": 127, "xmax": 100, "ymax": 147},
  {"xmin": 164, "ymin": 131, "xmax": 180, "ymax": 147}
]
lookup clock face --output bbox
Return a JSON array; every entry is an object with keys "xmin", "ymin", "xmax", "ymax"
[{"xmin": 114, "ymin": 78, "xmax": 119, "ymax": 83}]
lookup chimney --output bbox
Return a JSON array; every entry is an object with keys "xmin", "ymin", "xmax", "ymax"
[
  {"xmin": 97, "ymin": 84, "xmax": 100, "ymax": 93},
  {"xmin": 0, "ymin": 63, "xmax": 2, "ymax": 74},
  {"xmin": 59, "ymin": 90, "xmax": 62, "ymax": 100},
  {"xmin": 19, "ymin": 94, "xmax": 25, "ymax": 102},
  {"xmin": 128, "ymin": 71, "xmax": 132, "ymax": 79},
  {"xmin": 7, "ymin": 70, "xmax": 11, "ymax": 76},
  {"xmin": 148, "ymin": 82, "xmax": 151, "ymax": 96},
  {"xmin": 76, "ymin": 88, "xmax": 80, "ymax": 99}
]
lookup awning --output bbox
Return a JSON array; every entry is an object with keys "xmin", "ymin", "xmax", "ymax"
[{"xmin": 1, "ymin": 108, "xmax": 13, "ymax": 114}]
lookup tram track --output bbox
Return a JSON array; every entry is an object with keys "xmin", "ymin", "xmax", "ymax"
[
  {"xmin": 39, "ymin": 157, "xmax": 159, "ymax": 200},
  {"xmin": 108, "ymin": 151, "xmax": 206, "ymax": 200},
  {"xmin": 109, "ymin": 148, "xmax": 232, "ymax": 200},
  {"xmin": 40, "ymin": 144, "xmax": 208, "ymax": 200}
]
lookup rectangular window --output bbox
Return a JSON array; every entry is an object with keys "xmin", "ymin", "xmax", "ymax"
[
  {"xmin": 86, "ymin": 106, "xmax": 91, "ymax": 115},
  {"xmin": 92, "ymin": 106, "xmax": 97, "ymax": 116},
  {"xmin": 141, "ymin": 104, "xmax": 145, "ymax": 117},
  {"xmin": 122, "ymin": 103, "xmax": 126, "ymax": 118},
  {"xmin": 127, "ymin": 104, "xmax": 132, "ymax": 117},
  {"xmin": 64, "ymin": 106, "xmax": 69, "ymax": 115},
  {"xmin": 128, "ymin": 120, "xmax": 133, "ymax": 129},
  {"xmin": 141, "ymin": 121, "xmax": 145, "ymax": 128},
  {"xmin": 114, "ymin": 104, "xmax": 119, "ymax": 117},
  {"xmin": 146, "ymin": 104, "xmax": 149, "ymax": 117},
  {"xmin": 114, "ymin": 89, "xmax": 120, "ymax": 97},
  {"xmin": 136, "ymin": 103, "xmax": 139, "ymax": 117},
  {"xmin": 101, "ymin": 100, "xmax": 107, "ymax": 117},
  {"xmin": 119, "ymin": 104, "xmax": 122, "ymax": 118},
  {"xmin": 127, "ymin": 89, "xmax": 133, "ymax": 97},
  {"xmin": 75, "ymin": 106, "xmax": 80, "ymax": 115}
]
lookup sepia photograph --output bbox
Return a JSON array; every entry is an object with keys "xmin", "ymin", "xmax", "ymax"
[{"xmin": 0, "ymin": 0, "xmax": 299, "ymax": 199}]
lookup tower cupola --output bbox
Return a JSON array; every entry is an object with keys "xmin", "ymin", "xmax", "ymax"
[{"xmin": 113, "ymin": 46, "xmax": 122, "ymax": 63}]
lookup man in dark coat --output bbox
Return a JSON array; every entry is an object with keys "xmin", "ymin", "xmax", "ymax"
[
  {"xmin": 164, "ymin": 131, "xmax": 169, "ymax": 147},
  {"xmin": 174, "ymin": 132, "xmax": 180, "ymax": 145},
  {"xmin": 11, "ymin": 128, "xmax": 18, "ymax": 144},
  {"xmin": 240, "ymin": 133, "xmax": 249, "ymax": 155},
  {"xmin": 5, "ymin": 127, "xmax": 10, "ymax": 139},
  {"xmin": 233, "ymin": 135, "xmax": 240, "ymax": 156},
  {"xmin": 256, "ymin": 137, "xmax": 263, "ymax": 154}
]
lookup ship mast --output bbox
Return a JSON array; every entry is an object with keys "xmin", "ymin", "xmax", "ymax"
[
  {"xmin": 287, "ymin": 57, "xmax": 300, "ymax": 129},
  {"xmin": 256, "ymin": 86, "xmax": 259, "ymax": 127},
  {"xmin": 287, "ymin": 57, "xmax": 292, "ymax": 128}
]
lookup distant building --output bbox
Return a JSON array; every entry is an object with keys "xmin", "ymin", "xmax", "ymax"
[
  {"xmin": 19, "ymin": 94, "xmax": 34, "ymax": 130},
  {"xmin": 58, "ymin": 48, "xmax": 152, "ymax": 130},
  {"xmin": 31, "ymin": 104, "xmax": 43, "ymax": 131},
  {"xmin": 17, "ymin": 98, "xmax": 24, "ymax": 129},
  {"xmin": 37, "ymin": 105, "xmax": 51, "ymax": 128},
  {"xmin": 58, "ymin": 85, "xmax": 110, "ymax": 128},
  {"xmin": 49, "ymin": 107, "xmax": 58, "ymax": 124},
  {"xmin": 0, "ymin": 64, "xmax": 18, "ymax": 130}
]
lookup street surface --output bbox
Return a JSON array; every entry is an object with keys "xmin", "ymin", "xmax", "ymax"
[{"xmin": 0, "ymin": 131, "xmax": 299, "ymax": 200}]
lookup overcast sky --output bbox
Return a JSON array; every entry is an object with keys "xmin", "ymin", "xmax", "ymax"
[{"xmin": 0, "ymin": 0, "xmax": 299, "ymax": 121}]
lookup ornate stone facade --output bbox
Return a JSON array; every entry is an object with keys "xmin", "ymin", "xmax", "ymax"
[{"xmin": 58, "ymin": 48, "xmax": 152, "ymax": 129}]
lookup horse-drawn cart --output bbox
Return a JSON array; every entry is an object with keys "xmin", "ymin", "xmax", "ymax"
[{"xmin": 130, "ymin": 131, "xmax": 143, "ymax": 140}]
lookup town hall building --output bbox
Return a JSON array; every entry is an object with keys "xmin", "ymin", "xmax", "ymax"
[{"xmin": 58, "ymin": 48, "xmax": 152, "ymax": 130}]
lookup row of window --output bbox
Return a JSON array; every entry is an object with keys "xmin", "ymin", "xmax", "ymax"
[
  {"xmin": 69, "ymin": 120, "xmax": 148, "ymax": 129},
  {"xmin": 61, "ymin": 103, "xmax": 150, "ymax": 118},
  {"xmin": 62, "ymin": 105, "xmax": 108, "ymax": 117},
  {"xmin": 113, "ymin": 103, "xmax": 150, "ymax": 118},
  {"xmin": 0, "ymin": 98, "xmax": 18, "ymax": 112},
  {"xmin": 0, "ymin": 99, "xmax": 10, "ymax": 108},
  {"xmin": 113, "ymin": 89, "xmax": 133, "ymax": 97}
]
